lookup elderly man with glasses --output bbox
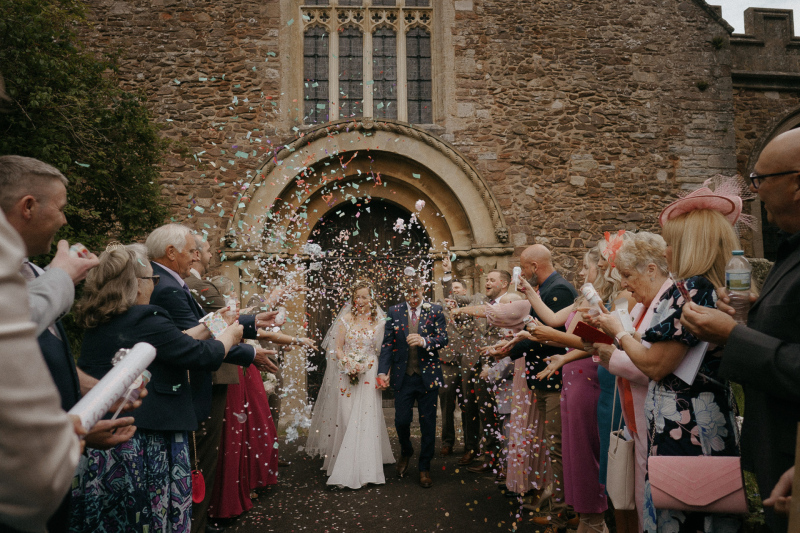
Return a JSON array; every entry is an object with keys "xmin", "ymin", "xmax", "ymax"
[{"xmin": 682, "ymin": 128, "xmax": 800, "ymax": 533}]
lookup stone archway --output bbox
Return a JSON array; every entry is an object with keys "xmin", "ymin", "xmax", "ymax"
[{"xmin": 219, "ymin": 118, "xmax": 514, "ymax": 412}]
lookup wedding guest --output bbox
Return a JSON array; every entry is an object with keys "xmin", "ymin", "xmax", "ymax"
[
  {"xmin": 681, "ymin": 129, "xmax": 800, "ymax": 533},
  {"xmin": 594, "ymin": 232, "xmax": 637, "ymax": 533},
  {"xmin": 454, "ymin": 292, "xmax": 539, "ymax": 489},
  {"xmin": 485, "ymin": 354, "xmax": 515, "ymax": 483},
  {"xmin": 145, "ymin": 223, "xmax": 278, "ymax": 533},
  {"xmin": 592, "ymin": 186, "xmax": 744, "ymax": 532},
  {"xmin": 208, "ymin": 282, "xmax": 313, "ymax": 519},
  {"xmin": 505, "ymin": 244, "xmax": 578, "ymax": 532},
  {"xmin": 441, "ymin": 256, "xmax": 486, "ymax": 466},
  {"xmin": 438, "ymin": 255, "xmax": 483, "ymax": 458},
  {"xmin": 0, "ymin": 208, "xmax": 81, "ymax": 533},
  {"xmin": 518, "ymin": 246, "xmax": 610, "ymax": 533},
  {"xmin": 0, "ymin": 155, "xmax": 136, "ymax": 532},
  {"xmin": 467, "ymin": 270, "xmax": 511, "ymax": 476},
  {"xmin": 70, "ymin": 244, "xmax": 244, "ymax": 532}
]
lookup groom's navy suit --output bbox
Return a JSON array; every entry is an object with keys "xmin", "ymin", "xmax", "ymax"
[{"xmin": 379, "ymin": 301, "xmax": 448, "ymax": 472}]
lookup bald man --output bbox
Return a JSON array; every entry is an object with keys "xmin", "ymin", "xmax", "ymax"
[
  {"xmin": 682, "ymin": 128, "xmax": 800, "ymax": 533},
  {"xmin": 505, "ymin": 244, "xmax": 577, "ymax": 529}
]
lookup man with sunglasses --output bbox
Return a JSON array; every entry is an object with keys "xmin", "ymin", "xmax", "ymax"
[{"xmin": 681, "ymin": 128, "xmax": 800, "ymax": 533}]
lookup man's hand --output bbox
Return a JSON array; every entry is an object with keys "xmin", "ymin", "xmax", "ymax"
[
  {"xmin": 84, "ymin": 417, "xmax": 137, "ymax": 450},
  {"xmin": 376, "ymin": 374, "xmax": 390, "ymax": 390},
  {"xmin": 407, "ymin": 333, "xmax": 425, "ymax": 348},
  {"xmin": 255, "ymin": 310, "xmax": 280, "ymax": 329},
  {"xmin": 68, "ymin": 414, "xmax": 88, "ymax": 454},
  {"xmin": 680, "ymin": 301, "xmax": 737, "ymax": 346},
  {"xmin": 253, "ymin": 347, "xmax": 279, "ymax": 373},
  {"xmin": 444, "ymin": 298, "xmax": 458, "ymax": 310},
  {"xmin": 763, "ymin": 466, "xmax": 794, "ymax": 516},
  {"xmin": 49, "ymin": 240, "xmax": 100, "ymax": 284}
]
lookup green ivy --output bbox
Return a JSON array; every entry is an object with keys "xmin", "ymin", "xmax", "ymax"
[
  {"xmin": 0, "ymin": 0, "xmax": 169, "ymax": 257},
  {"xmin": 0, "ymin": 0, "xmax": 170, "ymax": 353}
]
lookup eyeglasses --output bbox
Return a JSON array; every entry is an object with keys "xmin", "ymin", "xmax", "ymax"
[
  {"xmin": 749, "ymin": 170, "xmax": 800, "ymax": 190},
  {"xmin": 139, "ymin": 275, "xmax": 160, "ymax": 286}
]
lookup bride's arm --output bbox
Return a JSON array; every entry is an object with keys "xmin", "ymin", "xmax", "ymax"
[{"xmin": 335, "ymin": 315, "xmax": 348, "ymax": 361}]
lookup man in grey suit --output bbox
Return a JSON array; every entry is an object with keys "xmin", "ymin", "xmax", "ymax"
[
  {"xmin": 437, "ymin": 255, "xmax": 484, "ymax": 460},
  {"xmin": 682, "ymin": 128, "xmax": 800, "ymax": 533}
]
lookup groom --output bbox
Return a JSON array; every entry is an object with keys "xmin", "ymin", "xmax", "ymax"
[{"xmin": 377, "ymin": 275, "xmax": 448, "ymax": 488}]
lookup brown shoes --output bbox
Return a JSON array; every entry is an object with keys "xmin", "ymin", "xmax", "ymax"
[
  {"xmin": 466, "ymin": 461, "xmax": 492, "ymax": 474},
  {"xmin": 396, "ymin": 455, "xmax": 411, "ymax": 478},
  {"xmin": 458, "ymin": 450, "xmax": 477, "ymax": 465},
  {"xmin": 440, "ymin": 446, "xmax": 452, "ymax": 456},
  {"xmin": 419, "ymin": 471, "xmax": 433, "ymax": 488}
]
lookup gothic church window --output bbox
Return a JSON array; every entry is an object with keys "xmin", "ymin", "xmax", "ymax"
[{"xmin": 301, "ymin": 0, "xmax": 433, "ymax": 124}]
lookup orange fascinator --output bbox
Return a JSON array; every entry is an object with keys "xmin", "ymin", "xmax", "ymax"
[{"xmin": 601, "ymin": 230, "xmax": 626, "ymax": 268}]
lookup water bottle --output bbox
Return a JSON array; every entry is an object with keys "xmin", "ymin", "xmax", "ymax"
[
  {"xmin": 580, "ymin": 283, "xmax": 606, "ymax": 317},
  {"xmin": 725, "ymin": 251, "xmax": 751, "ymax": 325}
]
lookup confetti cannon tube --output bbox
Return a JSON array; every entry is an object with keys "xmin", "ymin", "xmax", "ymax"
[{"xmin": 67, "ymin": 342, "xmax": 156, "ymax": 430}]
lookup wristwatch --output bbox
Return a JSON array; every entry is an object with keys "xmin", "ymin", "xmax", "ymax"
[{"xmin": 613, "ymin": 330, "xmax": 630, "ymax": 349}]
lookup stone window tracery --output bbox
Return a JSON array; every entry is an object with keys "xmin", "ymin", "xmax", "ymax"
[{"xmin": 301, "ymin": 0, "xmax": 433, "ymax": 124}]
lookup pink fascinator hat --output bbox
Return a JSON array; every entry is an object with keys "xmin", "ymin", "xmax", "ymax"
[{"xmin": 659, "ymin": 175, "xmax": 755, "ymax": 229}]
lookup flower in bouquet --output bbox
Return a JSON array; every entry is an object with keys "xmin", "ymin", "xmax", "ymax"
[{"xmin": 339, "ymin": 352, "xmax": 369, "ymax": 386}]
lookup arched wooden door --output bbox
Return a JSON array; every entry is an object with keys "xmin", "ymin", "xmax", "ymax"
[{"xmin": 305, "ymin": 197, "xmax": 433, "ymax": 403}]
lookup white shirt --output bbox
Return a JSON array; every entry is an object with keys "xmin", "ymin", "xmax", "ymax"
[
  {"xmin": 157, "ymin": 262, "xmax": 188, "ymax": 288},
  {"xmin": 189, "ymin": 267, "xmax": 202, "ymax": 280}
]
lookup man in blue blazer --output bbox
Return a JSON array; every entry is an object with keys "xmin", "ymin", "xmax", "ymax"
[
  {"xmin": 145, "ymin": 223, "xmax": 278, "ymax": 533},
  {"xmin": 378, "ymin": 275, "xmax": 448, "ymax": 488}
]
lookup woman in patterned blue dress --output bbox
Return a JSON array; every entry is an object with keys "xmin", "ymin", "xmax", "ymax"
[
  {"xmin": 592, "ymin": 203, "xmax": 744, "ymax": 532},
  {"xmin": 69, "ymin": 244, "xmax": 243, "ymax": 532}
]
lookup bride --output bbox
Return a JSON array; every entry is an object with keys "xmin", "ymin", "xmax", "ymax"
[{"xmin": 306, "ymin": 280, "xmax": 395, "ymax": 488}]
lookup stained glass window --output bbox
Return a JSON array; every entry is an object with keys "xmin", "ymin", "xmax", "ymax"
[
  {"xmin": 303, "ymin": 26, "xmax": 330, "ymax": 124},
  {"xmin": 338, "ymin": 26, "xmax": 364, "ymax": 119},
  {"xmin": 372, "ymin": 27, "xmax": 397, "ymax": 119},
  {"xmin": 406, "ymin": 27, "xmax": 432, "ymax": 124},
  {"xmin": 404, "ymin": 0, "xmax": 430, "ymax": 6},
  {"xmin": 304, "ymin": 0, "xmax": 329, "ymax": 5},
  {"xmin": 338, "ymin": 0, "xmax": 363, "ymax": 6}
]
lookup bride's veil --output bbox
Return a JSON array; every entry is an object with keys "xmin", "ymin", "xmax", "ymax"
[{"xmin": 305, "ymin": 302, "xmax": 386, "ymax": 458}]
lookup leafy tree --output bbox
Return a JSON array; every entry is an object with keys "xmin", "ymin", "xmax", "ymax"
[{"xmin": 0, "ymin": 0, "xmax": 169, "ymax": 256}]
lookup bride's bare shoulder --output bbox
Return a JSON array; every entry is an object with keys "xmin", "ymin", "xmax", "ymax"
[{"xmin": 341, "ymin": 311, "xmax": 355, "ymax": 323}]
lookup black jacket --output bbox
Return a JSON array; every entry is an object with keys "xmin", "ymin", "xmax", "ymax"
[
  {"xmin": 721, "ymin": 231, "xmax": 800, "ymax": 533},
  {"xmin": 149, "ymin": 262, "xmax": 257, "ymax": 422},
  {"xmin": 508, "ymin": 271, "xmax": 578, "ymax": 391},
  {"xmin": 78, "ymin": 305, "xmax": 225, "ymax": 432}
]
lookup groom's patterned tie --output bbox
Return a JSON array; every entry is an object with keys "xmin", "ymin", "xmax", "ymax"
[{"xmin": 410, "ymin": 308, "xmax": 418, "ymax": 327}]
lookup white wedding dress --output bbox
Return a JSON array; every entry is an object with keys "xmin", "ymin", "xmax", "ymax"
[{"xmin": 306, "ymin": 310, "xmax": 395, "ymax": 489}]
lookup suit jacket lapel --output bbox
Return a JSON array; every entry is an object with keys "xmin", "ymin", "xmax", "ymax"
[{"xmin": 752, "ymin": 245, "xmax": 800, "ymax": 312}]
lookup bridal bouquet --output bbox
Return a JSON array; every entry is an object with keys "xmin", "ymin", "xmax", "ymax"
[{"xmin": 338, "ymin": 352, "xmax": 372, "ymax": 386}]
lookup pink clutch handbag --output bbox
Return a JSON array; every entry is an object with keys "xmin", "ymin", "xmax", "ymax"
[{"xmin": 648, "ymin": 456, "xmax": 748, "ymax": 514}]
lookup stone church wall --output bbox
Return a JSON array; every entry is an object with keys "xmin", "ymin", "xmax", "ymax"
[
  {"xmin": 447, "ymin": 0, "xmax": 737, "ymax": 273},
  {"xmin": 78, "ymin": 0, "xmax": 798, "ymax": 276}
]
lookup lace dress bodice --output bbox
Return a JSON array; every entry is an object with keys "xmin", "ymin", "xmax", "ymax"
[{"xmin": 342, "ymin": 320, "xmax": 379, "ymax": 367}]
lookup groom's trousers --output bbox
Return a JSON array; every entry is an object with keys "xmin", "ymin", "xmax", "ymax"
[{"xmin": 395, "ymin": 373, "xmax": 438, "ymax": 472}]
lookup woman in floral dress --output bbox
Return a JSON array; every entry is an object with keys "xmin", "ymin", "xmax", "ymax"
[{"xmin": 593, "ymin": 181, "xmax": 747, "ymax": 532}]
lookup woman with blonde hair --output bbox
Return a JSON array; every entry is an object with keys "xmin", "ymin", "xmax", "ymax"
[
  {"xmin": 592, "ymin": 179, "xmax": 745, "ymax": 533},
  {"xmin": 306, "ymin": 279, "xmax": 394, "ymax": 489},
  {"xmin": 70, "ymin": 244, "xmax": 242, "ymax": 533}
]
